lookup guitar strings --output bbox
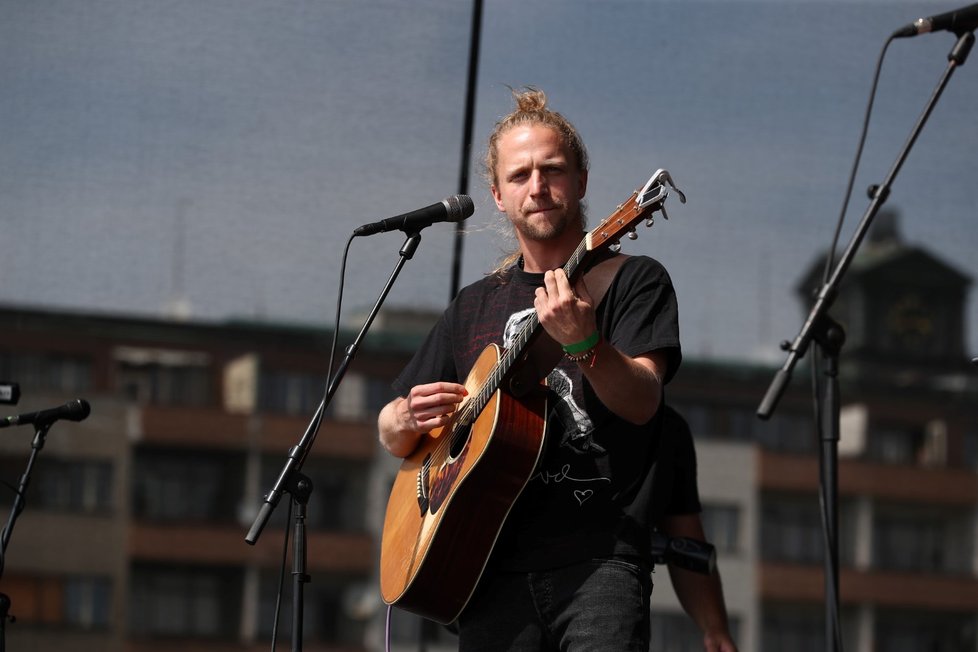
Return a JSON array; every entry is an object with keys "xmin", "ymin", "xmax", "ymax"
[
  {"xmin": 423, "ymin": 194, "xmax": 656, "ymax": 475},
  {"xmin": 427, "ymin": 238, "xmax": 592, "ymax": 470}
]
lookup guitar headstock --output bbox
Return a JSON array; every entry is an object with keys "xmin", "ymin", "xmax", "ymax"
[{"xmin": 586, "ymin": 169, "xmax": 686, "ymax": 253}]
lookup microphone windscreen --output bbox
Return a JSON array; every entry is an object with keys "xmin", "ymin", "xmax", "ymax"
[{"xmin": 446, "ymin": 195, "xmax": 475, "ymax": 222}]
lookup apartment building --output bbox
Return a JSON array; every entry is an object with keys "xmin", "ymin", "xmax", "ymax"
[{"xmin": 0, "ymin": 222, "xmax": 975, "ymax": 651}]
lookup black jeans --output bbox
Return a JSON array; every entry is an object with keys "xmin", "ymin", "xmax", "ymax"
[{"xmin": 457, "ymin": 558, "xmax": 653, "ymax": 651}]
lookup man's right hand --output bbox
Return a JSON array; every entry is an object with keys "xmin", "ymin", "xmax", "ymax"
[
  {"xmin": 379, "ymin": 382, "xmax": 467, "ymax": 457},
  {"xmin": 401, "ymin": 382, "xmax": 468, "ymax": 433}
]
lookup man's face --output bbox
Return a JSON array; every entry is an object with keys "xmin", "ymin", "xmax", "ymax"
[{"xmin": 491, "ymin": 124, "xmax": 587, "ymax": 243}]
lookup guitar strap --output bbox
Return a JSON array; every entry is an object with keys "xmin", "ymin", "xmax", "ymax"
[
  {"xmin": 507, "ymin": 252, "xmax": 629, "ymax": 397},
  {"xmin": 580, "ymin": 250, "xmax": 629, "ymax": 308}
]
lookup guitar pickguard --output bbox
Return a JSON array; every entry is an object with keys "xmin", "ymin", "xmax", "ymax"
[
  {"xmin": 416, "ymin": 422, "xmax": 474, "ymax": 517},
  {"xmin": 429, "ymin": 434, "xmax": 470, "ymax": 514}
]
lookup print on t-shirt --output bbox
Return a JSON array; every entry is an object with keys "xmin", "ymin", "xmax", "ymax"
[{"xmin": 502, "ymin": 307, "xmax": 611, "ymax": 506}]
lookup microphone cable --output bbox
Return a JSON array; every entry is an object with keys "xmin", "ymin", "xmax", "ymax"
[
  {"xmin": 264, "ymin": 232, "xmax": 357, "ymax": 651},
  {"xmin": 809, "ymin": 33, "xmax": 897, "ymax": 652}
]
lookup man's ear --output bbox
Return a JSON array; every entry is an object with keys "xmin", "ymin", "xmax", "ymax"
[
  {"xmin": 491, "ymin": 184, "xmax": 505, "ymax": 212},
  {"xmin": 578, "ymin": 169, "xmax": 588, "ymax": 199}
]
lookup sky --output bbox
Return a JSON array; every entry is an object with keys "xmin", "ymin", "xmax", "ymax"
[{"xmin": 1, "ymin": 0, "xmax": 976, "ymax": 371}]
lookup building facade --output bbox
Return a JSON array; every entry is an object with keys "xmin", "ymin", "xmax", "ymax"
[{"xmin": 0, "ymin": 225, "xmax": 975, "ymax": 651}]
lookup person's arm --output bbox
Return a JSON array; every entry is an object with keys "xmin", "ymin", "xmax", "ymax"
[
  {"xmin": 378, "ymin": 382, "xmax": 467, "ymax": 458},
  {"xmin": 534, "ymin": 268, "xmax": 665, "ymax": 424},
  {"xmin": 662, "ymin": 513, "xmax": 738, "ymax": 652}
]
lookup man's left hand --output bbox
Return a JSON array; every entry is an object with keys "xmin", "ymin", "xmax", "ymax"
[{"xmin": 534, "ymin": 268, "xmax": 597, "ymax": 347}]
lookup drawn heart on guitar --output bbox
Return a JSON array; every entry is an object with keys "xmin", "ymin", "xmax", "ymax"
[{"xmin": 573, "ymin": 489, "xmax": 594, "ymax": 505}]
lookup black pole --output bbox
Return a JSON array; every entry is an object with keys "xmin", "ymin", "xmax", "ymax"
[
  {"xmin": 289, "ymin": 473, "xmax": 313, "ymax": 652},
  {"xmin": 0, "ymin": 422, "xmax": 54, "ymax": 652},
  {"xmin": 813, "ymin": 315, "xmax": 845, "ymax": 651},
  {"xmin": 449, "ymin": 0, "xmax": 484, "ymax": 301},
  {"xmin": 757, "ymin": 31, "xmax": 974, "ymax": 652}
]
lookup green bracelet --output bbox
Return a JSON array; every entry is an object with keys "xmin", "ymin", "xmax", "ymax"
[{"xmin": 562, "ymin": 330, "xmax": 600, "ymax": 355}]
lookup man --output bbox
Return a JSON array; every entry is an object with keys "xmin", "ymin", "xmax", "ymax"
[
  {"xmin": 656, "ymin": 405, "xmax": 739, "ymax": 652},
  {"xmin": 379, "ymin": 87, "xmax": 681, "ymax": 651}
]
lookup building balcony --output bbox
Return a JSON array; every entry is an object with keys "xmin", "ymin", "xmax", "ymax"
[
  {"xmin": 137, "ymin": 405, "xmax": 378, "ymax": 459},
  {"xmin": 129, "ymin": 522, "xmax": 374, "ymax": 573},
  {"xmin": 758, "ymin": 450, "xmax": 978, "ymax": 506},
  {"xmin": 760, "ymin": 561, "xmax": 978, "ymax": 611}
]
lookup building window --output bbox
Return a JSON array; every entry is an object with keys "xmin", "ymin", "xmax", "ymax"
[
  {"xmin": 866, "ymin": 423, "xmax": 925, "ymax": 465},
  {"xmin": 701, "ymin": 503, "xmax": 740, "ymax": 554},
  {"xmin": 875, "ymin": 608, "xmax": 976, "ymax": 652},
  {"xmin": 64, "ymin": 576, "xmax": 112, "ymax": 629},
  {"xmin": 132, "ymin": 450, "xmax": 244, "ymax": 523},
  {"xmin": 0, "ymin": 350, "xmax": 93, "ymax": 393},
  {"xmin": 258, "ymin": 369, "xmax": 333, "ymax": 417},
  {"xmin": 114, "ymin": 346, "xmax": 213, "ymax": 407},
  {"xmin": 259, "ymin": 456, "xmax": 368, "ymax": 532},
  {"xmin": 0, "ymin": 456, "xmax": 113, "ymax": 514},
  {"xmin": 873, "ymin": 507, "xmax": 971, "ymax": 573},
  {"xmin": 651, "ymin": 611, "xmax": 740, "ymax": 652},
  {"xmin": 714, "ymin": 406, "xmax": 756, "ymax": 441},
  {"xmin": 367, "ymin": 376, "xmax": 395, "ymax": 415},
  {"xmin": 257, "ymin": 369, "xmax": 388, "ymax": 421},
  {"xmin": 256, "ymin": 572, "xmax": 367, "ymax": 645},
  {"xmin": 668, "ymin": 402, "xmax": 756, "ymax": 442},
  {"xmin": 762, "ymin": 603, "xmax": 858, "ymax": 652},
  {"xmin": 762, "ymin": 604, "xmax": 823, "ymax": 652},
  {"xmin": 760, "ymin": 493, "xmax": 855, "ymax": 566},
  {"xmin": 964, "ymin": 426, "xmax": 978, "ymax": 471},
  {"xmin": 36, "ymin": 458, "xmax": 114, "ymax": 513},
  {"xmin": 669, "ymin": 402, "xmax": 711, "ymax": 439},
  {"xmin": 117, "ymin": 362, "xmax": 212, "ymax": 407},
  {"xmin": 0, "ymin": 573, "xmax": 112, "ymax": 629},
  {"xmin": 130, "ymin": 565, "xmax": 240, "ymax": 638},
  {"xmin": 755, "ymin": 410, "xmax": 817, "ymax": 455}
]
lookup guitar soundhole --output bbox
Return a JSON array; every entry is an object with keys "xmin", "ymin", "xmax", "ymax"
[
  {"xmin": 430, "ymin": 425, "xmax": 471, "ymax": 515},
  {"xmin": 448, "ymin": 422, "xmax": 471, "ymax": 460}
]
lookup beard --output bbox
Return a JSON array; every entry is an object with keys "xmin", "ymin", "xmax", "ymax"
[{"xmin": 512, "ymin": 200, "xmax": 587, "ymax": 242}]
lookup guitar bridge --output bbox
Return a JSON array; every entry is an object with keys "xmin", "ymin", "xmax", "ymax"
[{"xmin": 416, "ymin": 454, "xmax": 431, "ymax": 516}]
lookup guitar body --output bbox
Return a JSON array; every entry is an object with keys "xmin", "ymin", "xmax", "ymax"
[{"xmin": 379, "ymin": 343, "xmax": 547, "ymax": 624}]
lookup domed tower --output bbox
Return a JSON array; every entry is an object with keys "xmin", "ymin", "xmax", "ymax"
[{"xmin": 796, "ymin": 210, "xmax": 971, "ymax": 378}]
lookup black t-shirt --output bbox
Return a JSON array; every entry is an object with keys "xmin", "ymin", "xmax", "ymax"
[
  {"xmin": 654, "ymin": 405, "xmax": 703, "ymax": 522},
  {"xmin": 393, "ymin": 254, "xmax": 681, "ymax": 570}
]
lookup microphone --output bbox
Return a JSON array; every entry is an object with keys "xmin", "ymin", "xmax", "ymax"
[
  {"xmin": 353, "ymin": 195, "xmax": 474, "ymax": 236},
  {"xmin": 893, "ymin": 2, "xmax": 978, "ymax": 37},
  {"xmin": 0, "ymin": 399, "xmax": 91, "ymax": 429}
]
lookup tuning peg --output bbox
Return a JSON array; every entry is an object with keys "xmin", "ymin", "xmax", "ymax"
[
  {"xmin": 626, "ymin": 229, "xmax": 638, "ymax": 240},
  {"xmin": 645, "ymin": 217, "xmax": 655, "ymax": 228},
  {"xmin": 609, "ymin": 242, "xmax": 622, "ymax": 253}
]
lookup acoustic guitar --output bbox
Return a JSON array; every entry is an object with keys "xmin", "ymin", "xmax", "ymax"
[{"xmin": 379, "ymin": 170, "xmax": 686, "ymax": 624}]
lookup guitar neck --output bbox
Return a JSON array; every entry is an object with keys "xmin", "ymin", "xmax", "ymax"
[
  {"xmin": 463, "ymin": 239, "xmax": 596, "ymax": 422},
  {"xmin": 461, "ymin": 168, "xmax": 685, "ymax": 423}
]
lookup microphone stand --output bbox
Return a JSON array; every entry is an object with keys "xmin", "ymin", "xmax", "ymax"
[
  {"xmin": 246, "ymin": 231, "xmax": 424, "ymax": 652},
  {"xmin": 0, "ymin": 421, "xmax": 55, "ymax": 652},
  {"xmin": 757, "ymin": 30, "xmax": 973, "ymax": 652}
]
